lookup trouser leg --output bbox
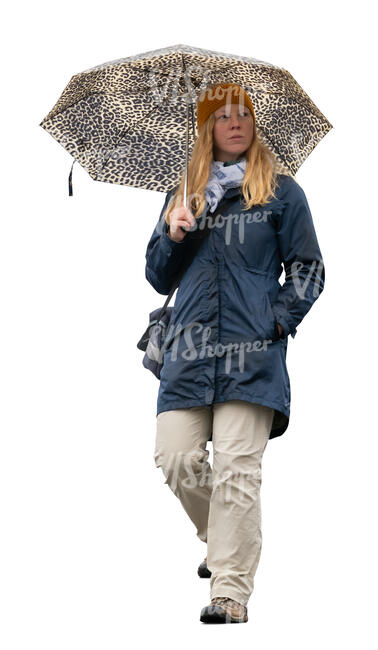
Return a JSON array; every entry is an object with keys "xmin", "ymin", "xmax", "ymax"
[
  {"xmin": 207, "ymin": 400, "xmax": 274, "ymax": 607},
  {"xmin": 154, "ymin": 406, "xmax": 213, "ymax": 543}
]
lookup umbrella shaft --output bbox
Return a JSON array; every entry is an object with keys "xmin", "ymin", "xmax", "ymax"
[{"xmin": 184, "ymin": 102, "xmax": 189, "ymax": 208}]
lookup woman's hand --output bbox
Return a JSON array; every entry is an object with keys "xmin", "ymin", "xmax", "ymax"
[
  {"xmin": 167, "ymin": 205, "xmax": 196, "ymax": 243},
  {"xmin": 277, "ymin": 322, "xmax": 283, "ymax": 337}
]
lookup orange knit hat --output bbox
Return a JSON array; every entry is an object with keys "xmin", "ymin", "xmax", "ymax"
[{"xmin": 196, "ymin": 83, "xmax": 256, "ymax": 132}]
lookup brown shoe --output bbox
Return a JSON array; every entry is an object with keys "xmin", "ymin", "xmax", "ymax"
[
  {"xmin": 200, "ymin": 596, "xmax": 248, "ymax": 623},
  {"xmin": 197, "ymin": 556, "xmax": 211, "ymax": 578}
]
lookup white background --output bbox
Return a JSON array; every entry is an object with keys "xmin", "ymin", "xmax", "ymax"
[{"xmin": 1, "ymin": 1, "xmax": 377, "ymax": 647}]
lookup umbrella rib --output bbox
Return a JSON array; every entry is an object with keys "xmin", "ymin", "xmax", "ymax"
[
  {"xmin": 253, "ymin": 123, "xmax": 289, "ymax": 169},
  {"xmin": 99, "ymin": 51, "xmax": 199, "ymax": 173},
  {"xmin": 97, "ymin": 88, "xmax": 197, "ymax": 175}
]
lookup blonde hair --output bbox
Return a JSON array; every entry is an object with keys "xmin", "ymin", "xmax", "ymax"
[{"xmin": 164, "ymin": 110, "xmax": 294, "ymax": 225}]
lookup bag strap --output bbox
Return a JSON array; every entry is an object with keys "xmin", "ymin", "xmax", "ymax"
[{"xmin": 154, "ymin": 194, "xmax": 236, "ymax": 323}]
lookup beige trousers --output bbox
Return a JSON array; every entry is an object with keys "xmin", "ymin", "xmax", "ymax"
[{"xmin": 154, "ymin": 400, "xmax": 274, "ymax": 606}]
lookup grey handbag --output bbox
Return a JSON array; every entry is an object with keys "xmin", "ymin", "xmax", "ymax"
[{"xmin": 137, "ymin": 196, "xmax": 235, "ymax": 379}]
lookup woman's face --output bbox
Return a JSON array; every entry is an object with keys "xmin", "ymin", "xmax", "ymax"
[{"xmin": 212, "ymin": 103, "xmax": 253, "ymax": 162}]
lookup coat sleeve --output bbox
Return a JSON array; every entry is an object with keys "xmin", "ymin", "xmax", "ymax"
[
  {"xmin": 145, "ymin": 190, "xmax": 191, "ymax": 295},
  {"xmin": 270, "ymin": 178, "xmax": 325, "ymax": 339}
]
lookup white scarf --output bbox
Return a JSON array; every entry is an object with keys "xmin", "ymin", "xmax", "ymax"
[{"xmin": 204, "ymin": 157, "xmax": 247, "ymax": 213}]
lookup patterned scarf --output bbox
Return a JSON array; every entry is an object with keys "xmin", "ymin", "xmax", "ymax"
[{"xmin": 204, "ymin": 156, "xmax": 246, "ymax": 213}]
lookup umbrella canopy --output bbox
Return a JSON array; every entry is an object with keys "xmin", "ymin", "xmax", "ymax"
[{"xmin": 39, "ymin": 44, "xmax": 333, "ymax": 196}]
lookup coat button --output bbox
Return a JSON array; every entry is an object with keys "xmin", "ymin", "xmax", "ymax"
[{"xmin": 205, "ymin": 388, "xmax": 214, "ymax": 404}]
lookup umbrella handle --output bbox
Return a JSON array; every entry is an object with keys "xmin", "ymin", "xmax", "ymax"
[{"xmin": 68, "ymin": 159, "xmax": 76, "ymax": 196}]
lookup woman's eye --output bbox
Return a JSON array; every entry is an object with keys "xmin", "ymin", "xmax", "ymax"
[{"xmin": 218, "ymin": 112, "xmax": 249, "ymax": 119}]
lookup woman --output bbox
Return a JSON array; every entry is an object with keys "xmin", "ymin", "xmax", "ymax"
[{"xmin": 144, "ymin": 83, "xmax": 325, "ymax": 623}]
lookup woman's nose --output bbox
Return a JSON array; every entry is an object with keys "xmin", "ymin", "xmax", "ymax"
[{"xmin": 229, "ymin": 116, "xmax": 242, "ymax": 127}]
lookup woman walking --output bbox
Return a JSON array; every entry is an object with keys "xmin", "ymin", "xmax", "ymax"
[{"xmin": 145, "ymin": 83, "xmax": 325, "ymax": 623}]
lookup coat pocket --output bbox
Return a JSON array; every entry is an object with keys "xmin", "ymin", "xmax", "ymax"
[
  {"xmin": 262, "ymin": 291, "xmax": 279, "ymax": 341},
  {"xmin": 265, "ymin": 290, "xmax": 288, "ymax": 342}
]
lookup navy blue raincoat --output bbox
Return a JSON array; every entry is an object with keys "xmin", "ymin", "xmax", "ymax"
[{"xmin": 145, "ymin": 173, "xmax": 325, "ymax": 439}]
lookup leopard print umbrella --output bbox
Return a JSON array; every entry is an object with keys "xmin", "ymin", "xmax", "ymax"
[{"xmin": 39, "ymin": 44, "xmax": 333, "ymax": 196}]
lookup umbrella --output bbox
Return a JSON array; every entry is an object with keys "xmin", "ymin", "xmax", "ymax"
[{"xmin": 39, "ymin": 44, "xmax": 333, "ymax": 200}]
